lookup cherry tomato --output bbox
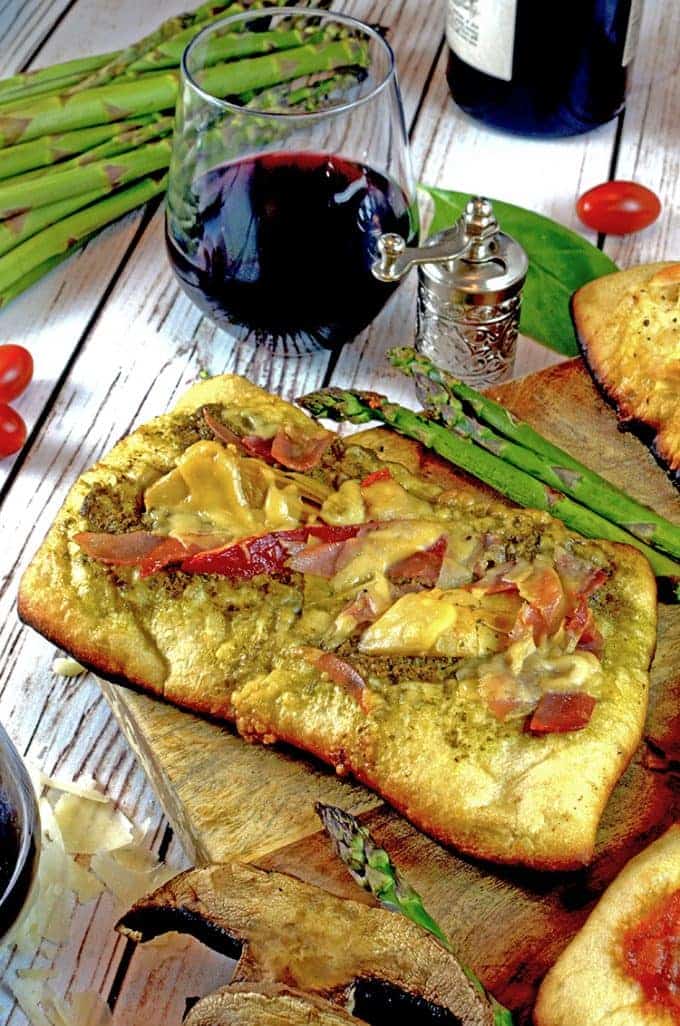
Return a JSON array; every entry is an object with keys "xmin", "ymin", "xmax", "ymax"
[
  {"xmin": 576, "ymin": 180, "xmax": 661, "ymax": 235},
  {"xmin": 0, "ymin": 344, "xmax": 33, "ymax": 403},
  {"xmin": 0, "ymin": 404, "xmax": 26, "ymax": 457}
]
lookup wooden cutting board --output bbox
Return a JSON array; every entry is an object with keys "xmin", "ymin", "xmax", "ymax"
[{"xmin": 99, "ymin": 357, "xmax": 680, "ymax": 1024}]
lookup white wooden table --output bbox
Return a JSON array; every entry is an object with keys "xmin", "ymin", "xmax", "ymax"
[{"xmin": 0, "ymin": 1, "xmax": 677, "ymax": 1022}]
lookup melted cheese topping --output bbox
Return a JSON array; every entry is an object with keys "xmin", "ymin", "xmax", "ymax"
[
  {"xmin": 458, "ymin": 633, "xmax": 603, "ymax": 720},
  {"xmin": 144, "ymin": 440, "xmax": 305, "ymax": 540},
  {"xmin": 331, "ymin": 522, "xmax": 445, "ymax": 594},
  {"xmin": 358, "ymin": 588, "xmax": 519, "ymax": 659}
]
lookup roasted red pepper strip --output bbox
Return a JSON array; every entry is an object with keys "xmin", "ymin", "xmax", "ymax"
[
  {"xmin": 360, "ymin": 468, "xmax": 392, "ymax": 488},
  {"xmin": 180, "ymin": 524, "xmax": 362, "ymax": 578},
  {"xmin": 526, "ymin": 692, "xmax": 597, "ymax": 735}
]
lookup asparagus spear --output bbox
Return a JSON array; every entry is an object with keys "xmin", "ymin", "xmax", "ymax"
[
  {"xmin": 0, "ymin": 172, "xmax": 166, "ymax": 309},
  {"xmin": 0, "ymin": 138, "xmax": 171, "ymax": 219},
  {"xmin": 0, "ymin": 233, "xmax": 99, "ymax": 309},
  {"xmin": 0, "ymin": 54, "xmax": 114, "ymax": 103},
  {"xmin": 64, "ymin": 0, "xmax": 331, "ymax": 94},
  {"xmin": 0, "ymin": 29, "xmax": 309, "ymax": 117},
  {"xmin": 390, "ymin": 347, "xmax": 680, "ymax": 561},
  {"xmin": 0, "ymin": 117, "xmax": 158, "ymax": 181},
  {"xmin": 0, "ymin": 188, "xmax": 102, "ymax": 258},
  {"xmin": 0, "ymin": 172, "xmax": 167, "ymax": 295},
  {"xmin": 128, "ymin": 26, "xmax": 316, "ymax": 75},
  {"xmin": 0, "ymin": 39, "xmax": 367, "ymax": 147},
  {"xmin": 0, "ymin": 0, "xmax": 332, "ymax": 107},
  {"xmin": 64, "ymin": 2, "xmax": 245, "ymax": 96},
  {"xmin": 0, "ymin": 72, "xmax": 89, "ymax": 112},
  {"xmin": 0, "ymin": 120, "xmax": 174, "ymax": 255},
  {"xmin": 317, "ymin": 803, "xmax": 514, "ymax": 1026},
  {"xmin": 298, "ymin": 387, "xmax": 680, "ymax": 590},
  {"xmin": 11, "ymin": 116, "xmax": 173, "ymax": 185}
]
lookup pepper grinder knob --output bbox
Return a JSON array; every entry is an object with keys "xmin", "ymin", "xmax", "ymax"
[{"xmin": 373, "ymin": 233, "xmax": 407, "ymax": 283}]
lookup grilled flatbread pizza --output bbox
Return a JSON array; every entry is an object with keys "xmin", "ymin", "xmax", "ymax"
[
  {"xmin": 534, "ymin": 824, "xmax": 680, "ymax": 1026},
  {"xmin": 18, "ymin": 375, "xmax": 657, "ymax": 869},
  {"xmin": 574, "ymin": 262, "xmax": 680, "ymax": 484}
]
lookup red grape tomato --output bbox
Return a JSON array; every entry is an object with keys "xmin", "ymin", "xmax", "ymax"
[
  {"xmin": 0, "ymin": 404, "xmax": 26, "ymax": 457},
  {"xmin": 0, "ymin": 345, "xmax": 33, "ymax": 403},
  {"xmin": 576, "ymin": 181, "xmax": 661, "ymax": 235}
]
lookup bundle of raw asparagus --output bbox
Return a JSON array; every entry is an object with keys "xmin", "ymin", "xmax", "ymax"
[
  {"xmin": 0, "ymin": 0, "xmax": 369, "ymax": 308},
  {"xmin": 300, "ymin": 347, "xmax": 680, "ymax": 599}
]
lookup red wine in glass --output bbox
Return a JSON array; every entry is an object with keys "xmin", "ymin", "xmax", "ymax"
[
  {"xmin": 0, "ymin": 736, "xmax": 40, "ymax": 941},
  {"xmin": 166, "ymin": 151, "xmax": 416, "ymax": 352}
]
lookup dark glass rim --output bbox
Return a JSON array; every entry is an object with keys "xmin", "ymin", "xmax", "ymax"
[
  {"xmin": 181, "ymin": 7, "xmax": 397, "ymax": 120},
  {"xmin": 0, "ymin": 723, "xmax": 39, "ymax": 922}
]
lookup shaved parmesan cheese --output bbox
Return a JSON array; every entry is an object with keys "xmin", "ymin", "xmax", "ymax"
[
  {"xmin": 2, "ymin": 767, "xmax": 179, "ymax": 1025},
  {"xmin": 42, "ymin": 883, "xmax": 76, "ymax": 945},
  {"xmin": 16, "ymin": 968, "xmax": 56, "ymax": 982},
  {"xmin": 52, "ymin": 657, "xmax": 86, "ymax": 677},
  {"xmin": 54, "ymin": 794, "xmax": 133, "ymax": 854},
  {"xmin": 39, "ymin": 770, "xmax": 107, "ymax": 803},
  {"xmin": 69, "ymin": 858, "xmax": 105, "ymax": 903},
  {"xmin": 90, "ymin": 848, "xmax": 175, "ymax": 907},
  {"xmin": 36, "ymin": 987, "xmax": 114, "ymax": 1026},
  {"xmin": 8, "ymin": 976, "xmax": 52, "ymax": 1026},
  {"xmin": 68, "ymin": 991, "xmax": 114, "ymax": 1026}
]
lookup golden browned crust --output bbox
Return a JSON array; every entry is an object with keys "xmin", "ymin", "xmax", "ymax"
[
  {"xmin": 18, "ymin": 375, "xmax": 658, "ymax": 870},
  {"xmin": 574, "ymin": 262, "xmax": 680, "ymax": 484},
  {"xmin": 534, "ymin": 824, "xmax": 680, "ymax": 1026}
]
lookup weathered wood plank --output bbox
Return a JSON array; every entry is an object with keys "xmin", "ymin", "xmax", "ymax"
[
  {"xmin": 0, "ymin": 0, "xmax": 74, "ymax": 77},
  {"xmin": 603, "ymin": 0, "xmax": 680, "ymax": 265}
]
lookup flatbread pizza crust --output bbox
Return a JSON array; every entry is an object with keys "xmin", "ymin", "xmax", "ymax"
[
  {"xmin": 18, "ymin": 375, "xmax": 658, "ymax": 870},
  {"xmin": 573, "ymin": 262, "xmax": 680, "ymax": 483},
  {"xmin": 534, "ymin": 824, "xmax": 680, "ymax": 1026}
]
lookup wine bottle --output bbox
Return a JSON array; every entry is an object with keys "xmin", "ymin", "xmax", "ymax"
[{"xmin": 445, "ymin": 0, "xmax": 643, "ymax": 138}]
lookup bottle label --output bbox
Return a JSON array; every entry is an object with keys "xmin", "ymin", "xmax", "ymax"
[
  {"xmin": 622, "ymin": 0, "xmax": 642, "ymax": 65},
  {"xmin": 446, "ymin": 0, "xmax": 518, "ymax": 82}
]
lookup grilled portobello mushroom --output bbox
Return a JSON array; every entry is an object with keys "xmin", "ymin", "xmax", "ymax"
[
  {"xmin": 117, "ymin": 862, "xmax": 495, "ymax": 1026},
  {"xmin": 184, "ymin": 984, "xmax": 362, "ymax": 1026}
]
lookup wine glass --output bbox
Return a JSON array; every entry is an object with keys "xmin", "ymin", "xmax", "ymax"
[
  {"xmin": 166, "ymin": 8, "xmax": 418, "ymax": 355},
  {"xmin": 0, "ymin": 720, "xmax": 40, "ymax": 943}
]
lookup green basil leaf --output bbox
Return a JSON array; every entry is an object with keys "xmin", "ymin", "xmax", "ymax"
[{"xmin": 420, "ymin": 185, "xmax": 618, "ymax": 356}]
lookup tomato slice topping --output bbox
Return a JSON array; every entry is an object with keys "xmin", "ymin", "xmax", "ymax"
[
  {"xmin": 0, "ymin": 345, "xmax": 33, "ymax": 403},
  {"xmin": 0, "ymin": 404, "xmax": 26, "ymax": 457},
  {"xmin": 526, "ymin": 692, "xmax": 596, "ymax": 734},
  {"xmin": 181, "ymin": 524, "xmax": 362, "ymax": 578},
  {"xmin": 622, "ymin": 889, "xmax": 680, "ymax": 1016},
  {"xmin": 576, "ymin": 180, "xmax": 661, "ymax": 235}
]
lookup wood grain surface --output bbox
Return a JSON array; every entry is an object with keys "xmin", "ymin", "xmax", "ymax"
[
  {"xmin": 100, "ymin": 358, "xmax": 680, "ymax": 1024},
  {"xmin": 0, "ymin": 0, "xmax": 677, "ymax": 1022}
]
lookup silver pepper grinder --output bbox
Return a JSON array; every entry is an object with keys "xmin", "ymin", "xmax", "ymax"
[{"xmin": 372, "ymin": 196, "xmax": 528, "ymax": 394}]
